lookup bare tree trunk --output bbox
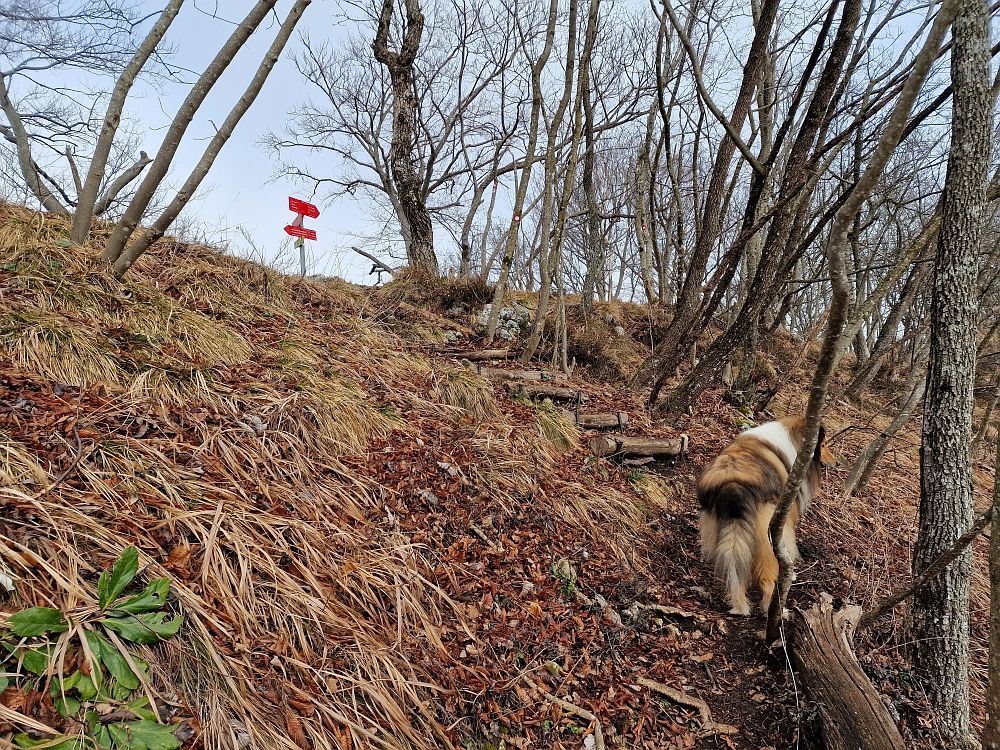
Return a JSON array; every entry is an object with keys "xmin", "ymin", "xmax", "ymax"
[
  {"xmin": 635, "ymin": 100, "xmax": 659, "ymax": 305},
  {"xmin": 842, "ymin": 257, "xmax": 932, "ymax": 401},
  {"xmin": 986, "ymin": 436, "xmax": 1000, "ymax": 749},
  {"xmin": 907, "ymin": 0, "xmax": 991, "ymax": 743},
  {"xmin": 641, "ymin": 0, "xmax": 779, "ymax": 394},
  {"xmin": 111, "ymin": 0, "xmax": 310, "ymax": 276},
  {"xmin": 70, "ymin": 0, "xmax": 184, "ymax": 245},
  {"xmin": 520, "ymin": 0, "xmax": 579, "ymax": 363},
  {"xmin": 580, "ymin": 14, "xmax": 602, "ymax": 316},
  {"xmin": 373, "ymin": 0, "xmax": 438, "ymax": 275},
  {"xmin": 102, "ymin": 0, "xmax": 279, "ymax": 265},
  {"xmin": 657, "ymin": 0, "xmax": 860, "ymax": 416},
  {"xmin": 484, "ymin": 0, "xmax": 562, "ymax": 342},
  {"xmin": 0, "ymin": 76, "xmax": 69, "ymax": 214},
  {"xmin": 764, "ymin": 0, "xmax": 960, "ymax": 643}
]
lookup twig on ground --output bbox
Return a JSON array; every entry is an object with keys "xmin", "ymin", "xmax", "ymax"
[
  {"xmin": 468, "ymin": 524, "xmax": 500, "ymax": 550},
  {"xmin": 636, "ymin": 676, "xmax": 738, "ymax": 738},
  {"xmin": 34, "ymin": 425, "xmax": 84, "ymax": 499},
  {"xmin": 523, "ymin": 677, "xmax": 605, "ymax": 750}
]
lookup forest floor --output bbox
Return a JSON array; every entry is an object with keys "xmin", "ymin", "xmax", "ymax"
[{"xmin": 0, "ymin": 205, "xmax": 994, "ymax": 750}]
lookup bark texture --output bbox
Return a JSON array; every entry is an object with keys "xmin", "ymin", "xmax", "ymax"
[
  {"xmin": 986, "ymin": 436, "xmax": 1000, "ymax": 748},
  {"xmin": 908, "ymin": 1, "xmax": 991, "ymax": 744},
  {"xmin": 372, "ymin": 0, "xmax": 438, "ymax": 276}
]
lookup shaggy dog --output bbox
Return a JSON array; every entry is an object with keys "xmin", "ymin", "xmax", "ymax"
[{"xmin": 697, "ymin": 417, "xmax": 836, "ymax": 615}]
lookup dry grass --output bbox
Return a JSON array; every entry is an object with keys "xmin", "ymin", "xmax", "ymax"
[{"xmin": 0, "ymin": 205, "xmax": 654, "ymax": 750}]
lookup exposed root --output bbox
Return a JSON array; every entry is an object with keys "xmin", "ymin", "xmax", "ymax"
[{"xmin": 636, "ymin": 676, "xmax": 739, "ymax": 738}]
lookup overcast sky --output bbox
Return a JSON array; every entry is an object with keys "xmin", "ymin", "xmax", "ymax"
[{"xmin": 118, "ymin": 0, "xmax": 374, "ymax": 282}]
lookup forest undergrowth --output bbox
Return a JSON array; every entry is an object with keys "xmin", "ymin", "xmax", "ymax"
[{"xmin": 0, "ymin": 205, "xmax": 992, "ymax": 750}]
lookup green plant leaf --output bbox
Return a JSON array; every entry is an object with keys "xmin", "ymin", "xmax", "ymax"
[
  {"xmin": 13, "ymin": 734, "xmax": 82, "ymax": 749},
  {"xmin": 53, "ymin": 694, "xmax": 81, "ymax": 718},
  {"xmin": 99, "ymin": 546, "xmax": 139, "ymax": 609},
  {"xmin": 21, "ymin": 645, "xmax": 52, "ymax": 676},
  {"xmin": 0, "ymin": 674, "xmax": 8, "ymax": 692},
  {"xmin": 51, "ymin": 670, "xmax": 80, "ymax": 696},
  {"xmin": 9, "ymin": 607, "xmax": 68, "ymax": 637},
  {"xmin": 115, "ymin": 579, "xmax": 170, "ymax": 615},
  {"xmin": 93, "ymin": 633, "xmax": 139, "ymax": 691},
  {"xmin": 74, "ymin": 672, "xmax": 98, "ymax": 701},
  {"xmin": 107, "ymin": 719, "xmax": 181, "ymax": 750},
  {"xmin": 103, "ymin": 613, "xmax": 182, "ymax": 645}
]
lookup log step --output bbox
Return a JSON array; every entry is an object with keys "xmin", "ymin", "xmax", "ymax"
[
  {"xmin": 463, "ymin": 360, "xmax": 553, "ymax": 381},
  {"xmin": 561, "ymin": 410, "xmax": 629, "ymax": 430},
  {"xmin": 508, "ymin": 382, "xmax": 588, "ymax": 403},
  {"xmin": 589, "ymin": 434, "xmax": 688, "ymax": 459},
  {"xmin": 445, "ymin": 349, "xmax": 512, "ymax": 361}
]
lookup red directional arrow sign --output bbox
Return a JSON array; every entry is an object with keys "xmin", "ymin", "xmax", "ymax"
[
  {"xmin": 289, "ymin": 197, "xmax": 320, "ymax": 219},
  {"xmin": 285, "ymin": 225, "xmax": 317, "ymax": 240}
]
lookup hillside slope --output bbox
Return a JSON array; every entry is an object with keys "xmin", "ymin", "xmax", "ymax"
[{"xmin": 0, "ymin": 206, "xmax": 993, "ymax": 750}]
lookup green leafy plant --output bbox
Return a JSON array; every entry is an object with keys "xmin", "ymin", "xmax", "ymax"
[{"xmin": 1, "ymin": 546, "xmax": 184, "ymax": 749}]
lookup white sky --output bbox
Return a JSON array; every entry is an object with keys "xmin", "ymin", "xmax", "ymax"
[{"xmin": 117, "ymin": 0, "xmax": 374, "ymax": 282}]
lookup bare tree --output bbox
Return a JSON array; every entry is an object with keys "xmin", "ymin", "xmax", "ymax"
[
  {"xmin": 108, "ymin": 0, "xmax": 311, "ymax": 276},
  {"xmin": 0, "ymin": 1, "xmax": 158, "ymax": 219},
  {"xmin": 101, "ymin": 0, "xmax": 311, "ymax": 276},
  {"xmin": 908, "ymin": 0, "xmax": 992, "ymax": 743},
  {"xmin": 373, "ymin": 0, "xmax": 438, "ymax": 275}
]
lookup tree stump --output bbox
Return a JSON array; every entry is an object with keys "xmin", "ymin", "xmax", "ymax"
[{"xmin": 791, "ymin": 595, "xmax": 905, "ymax": 750}]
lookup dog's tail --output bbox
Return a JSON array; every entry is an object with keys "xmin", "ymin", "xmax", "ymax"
[{"xmin": 699, "ymin": 482, "xmax": 760, "ymax": 615}]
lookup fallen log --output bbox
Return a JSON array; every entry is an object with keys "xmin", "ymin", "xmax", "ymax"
[
  {"xmin": 463, "ymin": 361, "xmax": 551, "ymax": 381},
  {"xmin": 589, "ymin": 434, "xmax": 688, "ymax": 459},
  {"xmin": 444, "ymin": 348, "xmax": 512, "ymax": 361},
  {"xmin": 791, "ymin": 594, "xmax": 905, "ymax": 750},
  {"xmin": 508, "ymin": 382, "xmax": 587, "ymax": 403},
  {"xmin": 561, "ymin": 410, "xmax": 629, "ymax": 430}
]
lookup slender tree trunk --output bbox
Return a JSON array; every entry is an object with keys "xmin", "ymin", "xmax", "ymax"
[
  {"xmin": 908, "ymin": 1, "xmax": 991, "ymax": 744},
  {"xmin": 372, "ymin": 0, "xmax": 438, "ymax": 275},
  {"xmin": 71, "ymin": 0, "xmax": 185, "ymax": 245},
  {"xmin": 102, "ymin": 0, "xmax": 278, "ymax": 265},
  {"xmin": 0, "ymin": 76, "xmax": 69, "ymax": 215},
  {"xmin": 656, "ymin": 0, "xmax": 860, "ymax": 415},
  {"xmin": 484, "ymin": 0, "xmax": 570, "ymax": 341},
  {"xmin": 111, "ymin": 0, "xmax": 310, "ymax": 277},
  {"xmin": 521, "ymin": 0, "xmax": 580, "ymax": 363},
  {"xmin": 986, "ymin": 437, "xmax": 1000, "ymax": 748},
  {"xmin": 580, "ymin": 19, "xmax": 602, "ymax": 316},
  {"xmin": 636, "ymin": 101, "xmax": 659, "ymax": 305},
  {"xmin": 641, "ymin": 0, "xmax": 779, "ymax": 390}
]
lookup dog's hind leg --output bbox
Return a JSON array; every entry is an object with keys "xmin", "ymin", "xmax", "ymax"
[
  {"xmin": 699, "ymin": 511, "xmax": 719, "ymax": 563},
  {"xmin": 758, "ymin": 507, "xmax": 800, "ymax": 612}
]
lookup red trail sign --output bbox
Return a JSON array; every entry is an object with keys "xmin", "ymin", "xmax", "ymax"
[
  {"xmin": 288, "ymin": 197, "xmax": 320, "ymax": 219},
  {"xmin": 284, "ymin": 225, "xmax": 317, "ymax": 240}
]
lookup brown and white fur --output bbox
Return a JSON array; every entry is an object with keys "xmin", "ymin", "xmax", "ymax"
[{"xmin": 697, "ymin": 417, "xmax": 836, "ymax": 616}]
